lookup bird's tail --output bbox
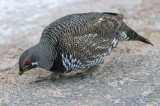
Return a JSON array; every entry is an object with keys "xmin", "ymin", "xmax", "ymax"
[{"xmin": 118, "ymin": 22, "xmax": 153, "ymax": 46}]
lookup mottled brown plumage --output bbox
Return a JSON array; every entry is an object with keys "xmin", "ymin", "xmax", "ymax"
[{"xmin": 19, "ymin": 12, "xmax": 153, "ymax": 81}]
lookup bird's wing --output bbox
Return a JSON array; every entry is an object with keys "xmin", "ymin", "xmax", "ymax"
[
  {"xmin": 82, "ymin": 13, "xmax": 123, "ymax": 38},
  {"xmin": 58, "ymin": 13, "xmax": 123, "ymax": 57},
  {"xmin": 58, "ymin": 33, "xmax": 118, "ymax": 66}
]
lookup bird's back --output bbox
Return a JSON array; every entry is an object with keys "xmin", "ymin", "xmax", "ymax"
[{"xmin": 41, "ymin": 12, "xmax": 123, "ymax": 41}]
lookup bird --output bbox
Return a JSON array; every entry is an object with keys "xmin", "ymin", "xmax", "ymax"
[{"xmin": 19, "ymin": 12, "xmax": 153, "ymax": 81}]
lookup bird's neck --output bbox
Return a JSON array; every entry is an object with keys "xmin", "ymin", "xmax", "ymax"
[{"xmin": 34, "ymin": 41, "xmax": 57, "ymax": 71}]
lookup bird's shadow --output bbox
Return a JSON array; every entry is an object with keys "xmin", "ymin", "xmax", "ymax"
[
  {"xmin": 29, "ymin": 72, "xmax": 89, "ymax": 85},
  {"xmin": 29, "ymin": 68, "xmax": 115, "ymax": 87}
]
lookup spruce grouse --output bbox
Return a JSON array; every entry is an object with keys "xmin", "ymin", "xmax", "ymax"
[{"xmin": 19, "ymin": 12, "xmax": 153, "ymax": 81}]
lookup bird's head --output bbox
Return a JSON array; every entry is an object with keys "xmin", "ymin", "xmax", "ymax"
[
  {"xmin": 19, "ymin": 48, "xmax": 39, "ymax": 76},
  {"xmin": 19, "ymin": 43, "xmax": 56, "ymax": 76}
]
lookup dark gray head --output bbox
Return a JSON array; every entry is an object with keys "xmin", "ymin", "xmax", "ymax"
[{"xmin": 19, "ymin": 42, "xmax": 56, "ymax": 76}]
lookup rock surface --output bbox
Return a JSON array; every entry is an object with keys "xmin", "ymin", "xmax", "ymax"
[{"xmin": 0, "ymin": 0, "xmax": 160, "ymax": 105}]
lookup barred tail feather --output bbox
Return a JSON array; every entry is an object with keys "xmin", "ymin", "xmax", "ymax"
[
  {"xmin": 128, "ymin": 29, "xmax": 153, "ymax": 46},
  {"xmin": 135, "ymin": 33, "xmax": 153, "ymax": 46},
  {"xmin": 119, "ymin": 22, "xmax": 153, "ymax": 46}
]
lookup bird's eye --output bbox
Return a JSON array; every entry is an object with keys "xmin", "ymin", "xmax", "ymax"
[{"xmin": 24, "ymin": 59, "xmax": 30, "ymax": 66}]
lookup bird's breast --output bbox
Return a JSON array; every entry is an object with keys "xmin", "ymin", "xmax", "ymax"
[
  {"xmin": 51, "ymin": 34, "xmax": 120, "ymax": 73},
  {"xmin": 51, "ymin": 50, "xmax": 108, "ymax": 73},
  {"xmin": 61, "ymin": 53, "xmax": 83, "ymax": 72},
  {"xmin": 50, "ymin": 52, "xmax": 84, "ymax": 72}
]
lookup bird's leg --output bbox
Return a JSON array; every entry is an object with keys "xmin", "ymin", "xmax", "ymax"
[
  {"xmin": 47, "ymin": 72, "xmax": 68, "ymax": 80},
  {"xmin": 85, "ymin": 61, "xmax": 105, "ymax": 77},
  {"xmin": 35, "ymin": 72, "xmax": 64, "ymax": 82},
  {"xmin": 75, "ymin": 61, "xmax": 105, "ymax": 78},
  {"xmin": 46, "ymin": 72, "xmax": 60, "ymax": 81}
]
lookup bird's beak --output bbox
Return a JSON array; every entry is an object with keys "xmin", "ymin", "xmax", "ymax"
[
  {"xmin": 19, "ymin": 68, "xmax": 26, "ymax": 76},
  {"xmin": 19, "ymin": 71, "xmax": 24, "ymax": 76}
]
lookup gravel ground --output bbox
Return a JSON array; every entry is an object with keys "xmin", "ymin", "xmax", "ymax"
[{"xmin": 0, "ymin": 0, "xmax": 160, "ymax": 105}]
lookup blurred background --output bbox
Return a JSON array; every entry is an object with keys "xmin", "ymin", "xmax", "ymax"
[
  {"xmin": 0, "ymin": 0, "xmax": 160, "ymax": 105},
  {"xmin": 0, "ymin": 0, "xmax": 159, "ymax": 70}
]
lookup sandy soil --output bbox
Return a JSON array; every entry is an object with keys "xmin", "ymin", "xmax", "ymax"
[{"xmin": 0, "ymin": 0, "xmax": 160, "ymax": 105}]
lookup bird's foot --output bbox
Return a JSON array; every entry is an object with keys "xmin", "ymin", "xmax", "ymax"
[
  {"xmin": 34, "ymin": 72, "xmax": 61, "ymax": 82},
  {"xmin": 84, "ymin": 61, "xmax": 105, "ymax": 78},
  {"xmin": 74, "ymin": 72, "xmax": 86, "ymax": 79},
  {"xmin": 34, "ymin": 77, "xmax": 48, "ymax": 83},
  {"xmin": 73, "ymin": 71, "xmax": 98, "ymax": 79},
  {"xmin": 85, "ymin": 69, "xmax": 101, "ymax": 77}
]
